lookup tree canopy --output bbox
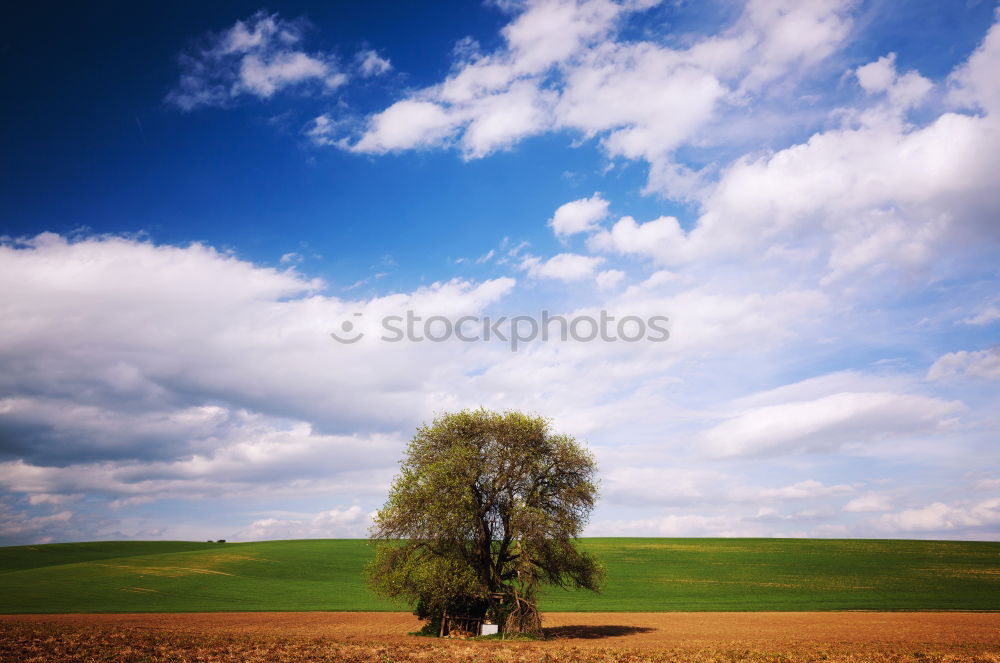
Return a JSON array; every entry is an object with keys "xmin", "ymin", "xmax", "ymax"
[{"xmin": 367, "ymin": 408, "xmax": 603, "ymax": 635}]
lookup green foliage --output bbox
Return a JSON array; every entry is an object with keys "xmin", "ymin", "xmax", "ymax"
[
  {"xmin": 367, "ymin": 409, "xmax": 604, "ymax": 633},
  {"xmin": 0, "ymin": 538, "xmax": 999, "ymax": 613}
]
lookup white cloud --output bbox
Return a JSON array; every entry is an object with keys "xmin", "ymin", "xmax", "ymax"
[
  {"xmin": 677, "ymin": 114, "xmax": 985, "ymax": 271},
  {"xmin": 352, "ymin": 100, "xmax": 458, "ymax": 152},
  {"xmin": 520, "ymin": 252, "xmax": 605, "ymax": 281},
  {"xmin": 621, "ymin": 270, "xmax": 677, "ymax": 295},
  {"xmin": 844, "ymin": 493, "xmax": 893, "ymax": 513},
  {"xmin": 587, "ymin": 512, "xmax": 767, "ymax": 538},
  {"xmin": 949, "ymin": 10, "xmax": 1000, "ymax": 116},
  {"xmin": 501, "ymin": 0, "xmax": 624, "ymax": 76},
  {"xmin": 0, "ymin": 228, "xmax": 991, "ymax": 541},
  {"xmin": 975, "ymin": 478, "xmax": 1000, "ymax": 491},
  {"xmin": 623, "ymin": 286, "xmax": 827, "ymax": 356},
  {"xmin": 587, "ymin": 215, "xmax": 686, "ymax": 263},
  {"xmin": 704, "ymin": 391, "xmax": 963, "ymax": 457},
  {"xmin": 0, "ymin": 233, "xmax": 518, "ymax": 461},
  {"xmin": 602, "ymin": 467, "xmax": 731, "ymax": 506},
  {"xmin": 554, "ymin": 39, "xmax": 727, "ymax": 164},
  {"xmin": 962, "ymin": 306, "xmax": 1000, "ymax": 326},
  {"xmin": 759, "ymin": 479, "xmax": 853, "ymax": 500},
  {"xmin": 855, "ymin": 52, "xmax": 932, "ymax": 109},
  {"xmin": 239, "ymin": 51, "xmax": 338, "ymax": 98},
  {"xmin": 737, "ymin": 0, "xmax": 854, "ymax": 91},
  {"xmin": 855, "ymin": 54, "xmax": 896, "ymax": 93},
  {"xmin": 461, "ymin": 81, "xmax": 556, "ymax": 157},
  {"xmin": 927, "ymin": 347, "xmax": 1000, "ymax": 381},
  {"xmin": 0, "ymin": 505, "xmax": 80, "ymax": 544},
  {"xmin": 550, "ymin": 193, "xmax": 610, "ymax": 237},
  {"xmin": 338, "ymin": 4, "xmax": 1000, "ymax": 286},
  {"xmin": 588, "ymin": 99, "xmax": 1000, "ymax": 281},
  {"xmin": 586, "ymin": 503, "xmax": 841, "ymax": 537},
  {"xmin": 595, "ymin": 268, "xmax": 625, "ymax": 290},
  {"xmin": 344, "ymin": 0, "xmax": 856, "ymax": 199},
  {"xmin": 235, "ymin": 506, "xmax": 370, "ymax": 541},
  {"xmin": 347, "ymin": 0, "xmax": 629, "ymax": 155},
  {"xmin": 877, "ymin": 498, "xmax": 1000, "ymax": 533},
  {"xmin": 357, "ymin": 49, "xmax": 392, "ymax": 77},
  {"xmin": 305, "ymin": 113, "xmax": 337, "ymax": 145},
  {"xmin": 0, "ymin": 416, "xmax": 403, "ymax": 504},
  {"xmin": 166, "ymin": 11, "xmax": 346, "ymax": 110},
  {"xmin": 603, "ymin": 470, "xmax": 854, "ymax": 509}
]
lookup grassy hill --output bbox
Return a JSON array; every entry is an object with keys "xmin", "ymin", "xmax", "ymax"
[{"xmin": 1, "ymin": 538, "xmax": 998, "ymax": 613}]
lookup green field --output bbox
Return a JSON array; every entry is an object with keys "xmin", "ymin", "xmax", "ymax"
[{"xmin": 1, "ymin": 538, "xmax": 998, "ymax": 613}]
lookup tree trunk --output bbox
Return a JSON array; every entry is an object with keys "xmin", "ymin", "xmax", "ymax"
[{"xmin": 502, "ymin": 585, "xmax": 542, "ymax": 636}]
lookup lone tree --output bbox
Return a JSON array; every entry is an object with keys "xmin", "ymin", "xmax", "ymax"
[{"xmin": 367, "ymin": 408, "xmax": 603, "ymax": 636}]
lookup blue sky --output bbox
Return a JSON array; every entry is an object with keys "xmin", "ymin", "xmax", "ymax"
[{"xmin": 1, "ymin": 0, "xmax": 999, "ymax": 544}]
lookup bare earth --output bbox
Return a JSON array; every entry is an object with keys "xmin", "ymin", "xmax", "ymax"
[{"xmin": 2, "ymin": 611, "xmax": 999, "ymax": 648}]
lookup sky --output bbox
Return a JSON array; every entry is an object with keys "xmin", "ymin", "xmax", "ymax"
[{"xmin": 0, "ymin": 0, "xmax": 998, "ymax": 545}]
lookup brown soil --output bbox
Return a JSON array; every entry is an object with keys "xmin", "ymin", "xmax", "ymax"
[{"xmin": 2, "ymin": 611, "xmax": 998, "ymax": 648}]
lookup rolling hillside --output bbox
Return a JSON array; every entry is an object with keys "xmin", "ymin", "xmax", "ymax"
[{"xmin": 1, "ymin": 538, "xmax": 998, "ymax": 613}]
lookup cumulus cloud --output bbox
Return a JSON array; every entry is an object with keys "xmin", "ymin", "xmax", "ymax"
[
  {"xmin": 736, "ymin": 0, "xmax": 853, "ymax": 91},
  {"xmin": 0, "ymin": 231, "xmax": 795, "ymax": 529},
  {"xmin": 855, "ymin": 54, "xmax": 897, "ymax": 94},
  {"xmin": 520, "ymin": 252, "xmax": 605, "ymax": 281},
  {"xmin": 877, "ymin": 498, "xmax": 1000, "ymax": 534},
  {"xmin": 351, "ymin": 100, "xmax": 459, "ymax": 152},
  {"xmin": 550, "ymin": 194, "xmax": 610, "ymax": 237},
  {"xmin": 595, "ymin": 269, "xmax": 625, "ymax": 290},
  {"xmin": 948, "ymin": 11, "xmax": 1000, "ymax": 116},
  {"xmin": 855, "ymin": 53, "xmax": 932, "ymax": 110},
  {"xmin": 0, "ymin": 501, "xmax": 118, "ymax": 546},
  {"xmin": 0, "ymin": 507, "xmax": 73, "ymax": 539},
  {"xmin": 844, "ymin": 493, "xmax": 893, "ymax": 513},
  {"xmin": 704, "ymin": 389, "xmax": 963, "ymax": 457},
  {"xmin": 587, "ymin": 215, "xmax": 686, "ymax": 262},
  {"xmin": 335, "ymin": 3, "xmax": 1000, "ymax": 287},
  {"xmin": 0, "ymin": 233, "xmax": 520, "ymax": 472},
  {"xmin": 235, "ymin": 506, "xmax": 370, "ymax": 540},
  {"xmin": 0, "ymin": 417, "xmax": 402, "ymax": 504},
  {"xmin": 589, "ymin": 98, "xmax": 1000, "ymax": 280},
  {"xmin": 166, "ymin": 11, "xmax": 347, "ymax": 110},
  {"xmin": 341, "ymin": 0, "xmax": 856, "ymax": 186},
  {"xmin": 0, "ymin": 228, "xmax": 991, "ymax": 541},
  {"xmin": 927, "ymin": 347, "xmax": 1000, "ymax": 381}
]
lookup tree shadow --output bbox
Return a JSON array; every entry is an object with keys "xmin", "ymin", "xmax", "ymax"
[{"xmin": 543, "ymin": 625, "xmax": 656, "ymax": 640}]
